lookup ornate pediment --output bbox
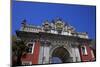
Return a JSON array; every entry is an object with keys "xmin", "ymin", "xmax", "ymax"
[{"xmin": 20, "ymin": 18, "xmax": 89, "ymax": 39}]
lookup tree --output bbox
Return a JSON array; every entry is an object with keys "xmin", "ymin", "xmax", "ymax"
[{"xmin": 12, "ymin": 35, "xmax": 27, "ymax": 66}]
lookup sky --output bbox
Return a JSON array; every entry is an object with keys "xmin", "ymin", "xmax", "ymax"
[{"xmin": 12, "ymin": 1, "xmax": 96, "ymax": 39}]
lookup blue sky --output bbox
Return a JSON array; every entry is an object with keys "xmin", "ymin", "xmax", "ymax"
[{"xmin": 12, "ymin": 1, "xmax": 96, "ymax": 39}]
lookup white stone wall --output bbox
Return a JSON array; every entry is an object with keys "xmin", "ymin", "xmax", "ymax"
[
  {"xmin": 71, "ymin": 47, "xmax": 81, "ymax": 62},
  {"xmin": 38, "ymin": 46, "xmax": 50, "ymax": 64},
  {"xmin": 43, "ymin": 46, "xmax": 50, "ymax": 64}
]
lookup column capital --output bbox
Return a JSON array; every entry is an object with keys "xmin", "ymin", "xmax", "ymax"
[{"xmin": 40, "ymin": 40, "xmax": 51, "ymax": 46}]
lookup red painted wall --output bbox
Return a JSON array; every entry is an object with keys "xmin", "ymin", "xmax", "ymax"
[
  {"xmin": 79, "ymin": 44, "xmax": 95, "ymax": 62},
  {"xmin": 32, "ymin": 40, "xmax": 40, "ymax": 64},
  {"xmin": 21, "ymin": 54, "xmax": 34, "ymax": 61}
]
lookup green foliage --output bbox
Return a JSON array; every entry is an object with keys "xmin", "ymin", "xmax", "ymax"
[{"xmin": 12, "ymin": 35, "xmax": 27, "ymax": 66}]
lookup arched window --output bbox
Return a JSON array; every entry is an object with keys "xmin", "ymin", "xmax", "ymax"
[
  {"xmin": 26, "ymin": 42, "xmax": 35, "ymax": 54},
  {"xmin": 81, "ymin": 46, "xmax": 87, "ymax": 55}
]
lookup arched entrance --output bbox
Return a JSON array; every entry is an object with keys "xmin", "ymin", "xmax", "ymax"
[{"xmin": 51, "ymin": 47, "xmax": 71, "ymax": 63}]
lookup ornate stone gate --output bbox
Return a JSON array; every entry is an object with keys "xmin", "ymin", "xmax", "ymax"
[{"xmin": 16, "ymin": 18, "xmax": 95, "ymax": 65}]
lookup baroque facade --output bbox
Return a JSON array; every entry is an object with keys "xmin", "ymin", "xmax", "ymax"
[{"xmin": 16, "ymin": 18, "xmax": 95, "ymax": 65}]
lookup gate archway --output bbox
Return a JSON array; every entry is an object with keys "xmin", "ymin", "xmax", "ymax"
[{"xmin": 50, "ymin": 46, "xmax": 71, "ymax": 63}]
